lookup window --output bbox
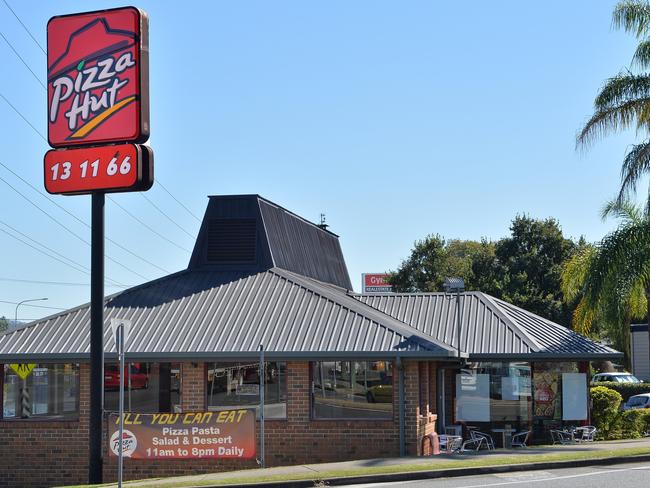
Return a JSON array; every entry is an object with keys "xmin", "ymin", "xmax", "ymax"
[
  {"xmin": 207, "ymin": 362, "xmax": 286, "ymax": 419},
  {"xmin": 311, "ymin": 361, "xmax": 393, "ymax": 419},
  {"xmin": 2, "ymin": 364, "xmax": 79, "ymax": 420},
  {"xmin": 104, "ymin": 362, "xmax": 181, "ymax": 413}
]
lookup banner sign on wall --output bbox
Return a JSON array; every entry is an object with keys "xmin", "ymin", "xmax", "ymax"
[
  {"xmin": 47, "ymin": 7, "xmax": 149, "ymax": 147},
  {"xmin": 362, "ymin": 273, "xmax": 393, "ymax": 293},
  {"xmin": 108, "ymin": 410, "xmax": 256, "ymax": 460}
]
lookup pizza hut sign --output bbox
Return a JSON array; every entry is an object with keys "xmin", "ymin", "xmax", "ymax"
[
  {"xmin": 47, "ymin": 7, "xmax": 149, "ymax": 147},
  {"xmin": 45, "ymin": 6, "xmax": 152, "ymax": 195}
]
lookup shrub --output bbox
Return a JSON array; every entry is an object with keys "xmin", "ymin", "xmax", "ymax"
[
  {"xmin": 591, "ymin": 386, "xmax": 623, "ymax": 437},
  {"xmin": 619, "ymin": 409, "xmax": 644, "ymax": 439},
  {"xmin": 589, "ymin": 382, "xmax": 650, "ymax": 402}
]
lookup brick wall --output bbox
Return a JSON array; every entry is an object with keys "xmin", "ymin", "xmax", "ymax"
[
  {"xmin": 0, "ymin": 363, "xmax": 90, "ymax": 488},
  {"xmin": 1, "ymin": 359, "xmax": 440, "ymax": 487}
]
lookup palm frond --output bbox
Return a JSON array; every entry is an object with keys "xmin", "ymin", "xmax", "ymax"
[
  {"xmin": 602, "ymin": 197, "xmax": 644, "ymax": 222},
  {"xmin": 594, "ymin": 73, "xmax": 650, "ymax": 111},
  {"xmin": 561, "ymin": 246, "xmax": 595, "ymax": 301},
  {"xmin": 577, "ymin": 97, "xmax": 650, "ymax": 148},
  {"xmin": 614, "ymin": 140, "xmax": 650, "ymax": 204},
  {"xmin": 633, "ymin": 39, "xmax": 650, "ymax": 68},
  {"xmin": 613, "ymin": 0, "xmax": 650, "ymax": 38}
]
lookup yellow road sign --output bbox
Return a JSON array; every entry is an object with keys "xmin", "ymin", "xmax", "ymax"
[{"xmin": 10, "ymin": 363, "xmax": 36, "ymax": 380}]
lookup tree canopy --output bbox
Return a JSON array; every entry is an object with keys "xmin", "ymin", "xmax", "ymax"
[
  {"xmin": 0, "ymin": 316, "xmax": 8, "ymax": 334},
  {"xmin": 388, "ymin": 215, "xmax": 580, "ymax": 327}
]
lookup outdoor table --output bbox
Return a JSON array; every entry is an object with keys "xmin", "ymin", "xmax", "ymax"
[{"xmin": 491, "ymin": 428, "xmax": 516, "ymax": 448}]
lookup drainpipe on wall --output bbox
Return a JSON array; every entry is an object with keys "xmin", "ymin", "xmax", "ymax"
[
  {"xmin": 437, "ymin": 365, "xmax": 446, "ymax": 434},
  {"xmin": 397, "ymin": 354, "xmax": 405, "ymax": 457}
]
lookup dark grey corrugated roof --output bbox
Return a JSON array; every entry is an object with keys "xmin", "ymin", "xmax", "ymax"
[
  {"xmin": 355, "ymin": 292, "xmax": 620, "ymax": 359},
  {"xmin": 0, "ymin": 269, "xmax": 457, "ymax": 361}
]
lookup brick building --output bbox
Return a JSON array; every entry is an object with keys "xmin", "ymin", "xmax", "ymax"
[{"xmin": 0, "ymin": 195, "xmax": 620, "ymax": 487}]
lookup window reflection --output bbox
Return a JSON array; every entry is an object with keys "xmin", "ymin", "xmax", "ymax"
[{"xmin": 312, "ymin": 361, "xmax": 393, "ymax": 419}]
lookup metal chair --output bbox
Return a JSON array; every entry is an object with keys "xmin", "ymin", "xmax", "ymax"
[
  {"xmin": 461, "ymin": 436, "xmax": 485, "ymax": 452},
  {"xmin": 511, "ymin": 430, "xmax": 531, "ymax": 448},
  {"xmin": 550, "ymin": 429, "xmax": 574, "ymax": 445},
  {"xmin": 575, "ymin": 426, "xmax": 597, "ymax": 442},
  {"xmin": 470, "ymin": 430, "xmax": 495, "ymax": 450},
  {"xmin": 438, "ymin": 434, "xmax": 463, "ymax": 454}
]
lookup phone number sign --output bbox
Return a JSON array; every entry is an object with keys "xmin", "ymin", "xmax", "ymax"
[{"xmin": 44, "ymin": 144, "xmax": 153, "ymax": 195}]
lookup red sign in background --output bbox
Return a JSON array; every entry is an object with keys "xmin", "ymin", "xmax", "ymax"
[
  {"xmin": 44, "ymin": 144, "xmax": 152, "ymax": 195},
  {"xmin": 47, "ymin": 7, "xmax": 149, "ymax": 147},
  {"xmin": 108, "ymin": 410, "xmax": 257, "ymax": 460},
  {"xmin": 363, "ymin": 273, "xmax": 393, "ymax": 293}
]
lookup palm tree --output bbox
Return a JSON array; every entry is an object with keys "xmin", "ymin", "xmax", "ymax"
[
  {"xmin": 578, "ymin": 1, "xmax": 650, "ymax": 207},
  {"xmin": 562, "ymin": 201, "xmax": 648, "ymax": 367}
]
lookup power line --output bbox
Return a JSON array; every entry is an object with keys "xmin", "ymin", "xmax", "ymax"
[
  {"xmin": 0, "ymin": 276, "xmax": 127, "ymax": 288},
  {"xmin": 109, "ymin": 197, "xmax": 192, "ymax": 253},
  {"xmin": 157, "ymin": 180, "xmax": 202, "ymax": 223},
  {"xmin": 0, "ymin": 29, "xmax": 46, "ymax": 89},
  {"xmin": 2, "ymin": 0, "xmax": 46, "ymax": 55},
  {"xmin": 0, "ymin": 220, "xmax": 127, "ymax": 288},
  {"xmin": 0, "ymin": 175, "xmax": 151, "ymax": 281},
  {"xmin": 0, "ymin": 163, "xmax": 172, "ymax": 275},
  {"xmin": 0, "ymin": 299, "xmax": 66, "ymax": 311},
  {"xmin": 0, "ymin": 92, "xmax": 47, "ymax": 141},
  {"xmin": 140, "ymin": 193, "xmax": 196, "ymax": 240}
]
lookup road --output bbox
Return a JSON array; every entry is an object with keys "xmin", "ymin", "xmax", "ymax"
[{"xmin": 340, "ymin": 461, "xmax": 650, "ymax": 488}]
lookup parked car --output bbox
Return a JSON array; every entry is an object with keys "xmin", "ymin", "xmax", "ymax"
[
  {"xmin": 104, "ymin": 363, "xmax": 149, "ymax": 390},
  {"xmin": 592, "ymin": 372, "xmax": 642, "ymax": 383},
  {"xmin": 623, "ymin": 393, "xmax": 650, "ymax": 411}
]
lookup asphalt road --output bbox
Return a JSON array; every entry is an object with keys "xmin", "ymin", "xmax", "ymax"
[{"xmin": 340, "ymin": 461, "xmax": 650, "ymax": 488}]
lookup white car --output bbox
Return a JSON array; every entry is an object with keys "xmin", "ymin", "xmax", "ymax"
[
  {"xmin": 592, "ymin": 372, "xmax": 642, "ymax": 383},
  {"xmin": 622, "ymin": 393, "xmax": 650, "ymax": 411}
]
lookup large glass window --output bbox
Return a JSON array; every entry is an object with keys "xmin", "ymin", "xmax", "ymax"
[
  {"xmin": 207, "ymin": 362, "xmax": 286, "ymax": 419},
  {"xmin": 2, "ymin": 364, "xmax": 79, "ymax": 420},
  {"xmin": 453, "ymin": 362, "xmax": 532, "ymax": 437},
  {"xmin": 312, "ymin": 361, "xmax": 393, "ymax": 419},
  {"xmin": 104, "ymin": 362, "xmax": 181, "ymax": 413}
]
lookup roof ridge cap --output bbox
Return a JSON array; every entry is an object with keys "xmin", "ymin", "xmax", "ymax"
[
  {"xmin": 479, "ymin": 293, "xmax": 544, "ymax": 351},
  {"xmin": 270, "ymin": 268, "xmax": 458, "ymax": 355}
]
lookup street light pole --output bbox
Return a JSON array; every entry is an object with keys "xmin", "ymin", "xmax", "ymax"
[{"xmin": 14, "ymin": 297, "xmax": 48, "ymax": 324}]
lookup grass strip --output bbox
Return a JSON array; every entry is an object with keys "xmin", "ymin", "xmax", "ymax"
[{"xmin": 62, "ymin": 445, "xmax": 650, "ymax": 488}]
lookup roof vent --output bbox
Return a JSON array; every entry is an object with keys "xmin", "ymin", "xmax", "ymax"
[{"xmin": 207, "ymin": 219, "xmax": 256, "ymax": 263}]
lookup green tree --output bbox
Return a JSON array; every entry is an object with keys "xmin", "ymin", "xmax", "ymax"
[
  {"xmin": 388, "ymin": 215, "xmax": 579, "ymax": 326},
  {"xmin": 493, "ymin": 216, "xmax": 578, "ymax": 326},
  {"xmin": 562, "ymin": 201, "xmax": 648, "ymax": 367},
  {"xmin": 578, "ymin": 1, "xmax": 650, "ymax": 207},
  {"xmin": 0, "ymin": 316, "xmax": 8, "ymax": 333},
  {"xmin": 387, "ymin": 235, "xmax": 496, "ymax": 293}
]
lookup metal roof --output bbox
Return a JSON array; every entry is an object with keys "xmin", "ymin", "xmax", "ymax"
[
  {"xmin": 355, "ymin": 292, "xmax": 620, "ymax": 359},
  {"xmin": 0, "ymin": 268, "xmax": 457, "ymax": 361}
]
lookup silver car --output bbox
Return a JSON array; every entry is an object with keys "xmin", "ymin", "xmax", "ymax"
[{"xmin": 622, "ymin": 393, "xmax": 650, "ymax": 411}]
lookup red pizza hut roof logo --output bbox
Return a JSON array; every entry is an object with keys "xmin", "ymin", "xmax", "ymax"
[
  {"xmin": 110, "ymin": 429, "xmax": 138, "ymax": 457},
  {"xmin": 47, "ymin": 7, "xmax": 149, "ymax": 147}
]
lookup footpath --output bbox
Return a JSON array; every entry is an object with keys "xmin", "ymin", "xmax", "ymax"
[{"xmin": 67, "ymin": 437, "xmax": 650, "ymax": 488}]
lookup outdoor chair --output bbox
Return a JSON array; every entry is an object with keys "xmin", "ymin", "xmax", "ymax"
[
  {"xmin": 461, "ymin": 436, "xmax": 485, "ymax": 452},
  {"xmin": 438, "ymin": 434, "xmax": 463, "ymax": 454},
  {"xmin": 575, "ymin": 426, "xmax": 597, "ymax": 442},
  {"xmin": 550, "ymin": 429, "xmax": 574, "ymax": 445},
  {"xmin": 511, "ymin": 430, "xmax": 531, "ymax": 448},
  {"xmin": 470, "ymin": 430, "xmax": 495, "ymax": 450}
]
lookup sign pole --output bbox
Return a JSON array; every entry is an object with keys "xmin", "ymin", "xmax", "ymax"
[
  {"xmin": 117, "ymin": 323, "xmax": 125, "ymax": 488},
  {"xmin": 89, "ymin": 191, "xmax": 105, "ymax": 484},
  {"xmin": 259, "ymin": 344, "xmax": 265, "ymax": 469}
]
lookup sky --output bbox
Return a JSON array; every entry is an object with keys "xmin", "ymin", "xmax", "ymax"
[{"xmin": 0, "ymin": 0, "xmax": 644, "ymax": 322}]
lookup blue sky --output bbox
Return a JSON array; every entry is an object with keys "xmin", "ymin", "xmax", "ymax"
[{"xmin": 0, "ymin": 0, "xmax": 643, "ymax": 321}]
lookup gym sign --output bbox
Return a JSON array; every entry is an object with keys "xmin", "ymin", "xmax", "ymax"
[{"xmin": 45, "ymin": 6, "xmax": 152, "ymax": 195}]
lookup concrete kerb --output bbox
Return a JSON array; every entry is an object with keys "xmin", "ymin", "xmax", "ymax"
[{"xmin": 192, "ymin": 454, "xmax": 650, "ymax": 488}]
